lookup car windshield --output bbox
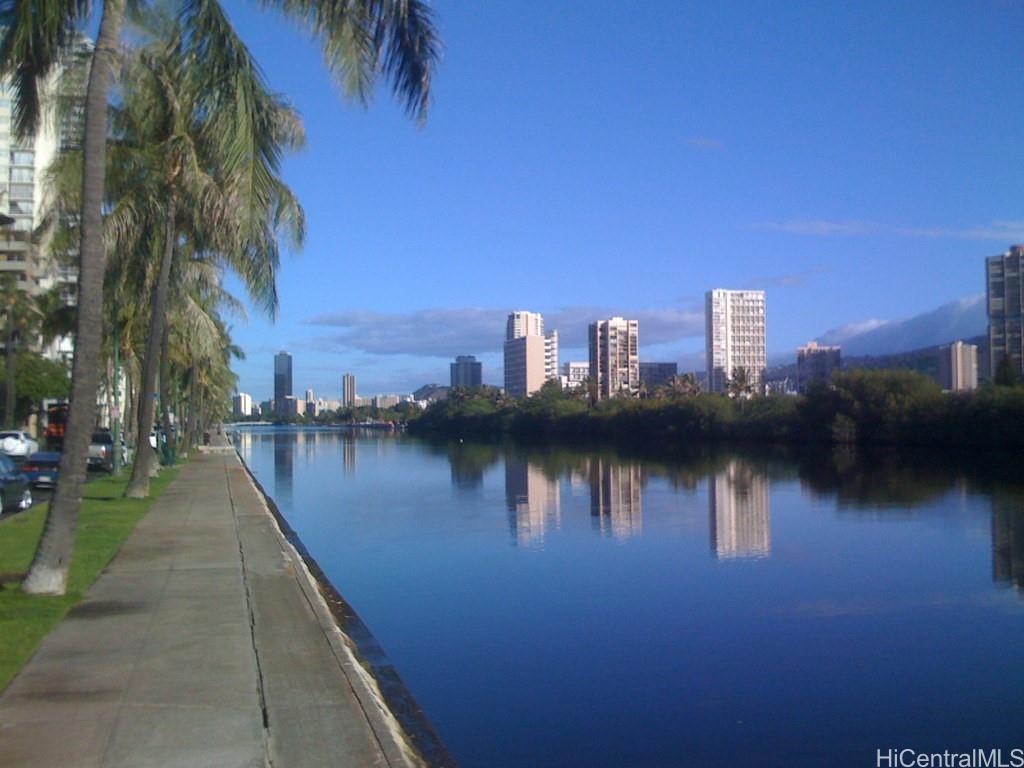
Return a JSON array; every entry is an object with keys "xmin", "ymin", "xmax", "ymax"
[
  {"xmin": 91, "ymin": 433, "xmax": 113, "ymax": 444},
  {"xmin": 0, "ymin": 432, "xmax": 22, "ymax": 440}
]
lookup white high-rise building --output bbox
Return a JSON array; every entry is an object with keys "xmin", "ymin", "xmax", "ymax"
[
  {"xmin": 705, "ymin": 289, "xmax": 767, "ymax": 393},
  {"xmin": 506, "ymin": 310, "xmax": 544, "ymax": 340},
  {"xmin": 504, "ymin": 310, "xmax": 558, "ymax": 398},
  {"xmin": 709, "ymin": 459, "xmax": 771, "ymax": 559},
  {"xmin": 588, "ymin": 317, "xmax": 639, "ymax": 399},
  {"xmin": 232, "ymin": 392, "xmax": 253, "ymax": 418},
  {"xmin": 939, "ymin": 341, "xmax": 978, "ymax": 392}
]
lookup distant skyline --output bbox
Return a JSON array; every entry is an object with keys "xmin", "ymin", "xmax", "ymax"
[{"xmin": 220, "ymin": 1, "xmax": 1023, "ymax": 400}]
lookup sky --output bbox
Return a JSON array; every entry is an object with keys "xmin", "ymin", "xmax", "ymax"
[{"xmin": 217, "ymin": 0, "xmax": 1024, "ymax": 401}]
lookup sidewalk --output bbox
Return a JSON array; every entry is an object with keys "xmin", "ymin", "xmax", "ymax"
[{"xmin": 0, "ymin": 442, "xmax": 426, "ymax": 768}]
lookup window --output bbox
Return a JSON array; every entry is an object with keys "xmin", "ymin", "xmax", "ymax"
[
  {"xmin": 9, "ymin": 184, "xmax": 32, "ymax": 200},
  {"xmin": 9, "ymin": 168, "xmax": 32, "ymax": 183},
  {"xmin": 10, "ymin": 151, "xmax": 33, "ymax": 166}
]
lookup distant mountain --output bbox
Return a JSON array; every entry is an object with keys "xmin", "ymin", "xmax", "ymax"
[{"xmin": 815, "ymin": 295, "xmax": 986, "ymax": 357}]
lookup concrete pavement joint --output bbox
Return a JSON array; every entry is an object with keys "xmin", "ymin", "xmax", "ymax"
[{"xmin": 223, "ymin": 456, "xmax": 274, "ymax": 767}]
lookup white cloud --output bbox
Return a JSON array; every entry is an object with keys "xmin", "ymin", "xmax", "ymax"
[
  {"xmin": 758, "ymin": 217, "xmax": 1024, "ymax": 242},
  {"xmin": 757, "ymin": 219, "xmax": 877, "ymax": 236},
  {"xmin": 817, "ymin": 318, "xmax": 890, "ymax": 345},
  {"xmin": 896, "ymin": 220, "xmax": 1024, "ymax": 242},
  {"xmin": 304, "ymin": 305, "xmax": 705, "ymax": 358}
]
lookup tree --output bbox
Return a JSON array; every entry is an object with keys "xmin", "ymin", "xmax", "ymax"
[
  {"xmin": 727, "ymin": 367, "xmax": 754, "ymax": 398},
  {"xmin": 0, "ymin": 274, "xmax": 41, "ymax": 427},
  {"xmin": 4, "ymin": 0, "xmax": 439, "ymax": 595}
]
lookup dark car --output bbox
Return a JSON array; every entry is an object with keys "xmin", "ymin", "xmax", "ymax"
[
  {"xmin": 21, "ymin": 452, "xmax": 61, "ymax": 488},
  {"xmin": 0, "ymin": 453, "xmax": 32, "ymax": 513}
]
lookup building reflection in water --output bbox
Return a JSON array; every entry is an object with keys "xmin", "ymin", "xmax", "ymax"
[
  {"xmin": 504, "ymin": 457, "xmax": 561, "ymax": 546},
  {"xmin": 992, "ymin": 490, "xmax": 1024, "ymax": 593},
  {"xmin": 585, "ymin": 458, "xmax": 644, "ymax": 539},
  {"xmin": 273, "ymin": 431, "xmax": 294, "ymax": 508},
  {"xmin": 709, "ymin": 459, "xmax": 770, "ymax": 559},
  {"xmin": 342, "ymin": 434, "xmax": 357, "ymax": 474}
]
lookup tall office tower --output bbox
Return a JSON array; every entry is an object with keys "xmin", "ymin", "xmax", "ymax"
[
  {"xmin": 987, "ymin": 245, "xmax": 1024, "ymax": 380},
  {"xmin": 341, "ymin": 373, "xmax": 356, "ymax": 407},
  {"xmin": 274, "ymin": 351, "xmax": 293, "ymax": 415},
  {"xmin": 709, "ymin": 459, "xmax": 771, "ymax": 559},
  {"xmin": 588, "ymin": 317, "xmax": 640, "ymax": 399},
  {"xmin": 504, "ymin": 310, "xmax": 558, "ymax": 398},
  {"xmin": 639, "ymin": 362, "xmax": 678, "ymax": 390},
  {"xmin": 796, "ymin": 341, "xmax": 841, "ymax": 392},
  {"xmin": 450, "ymin": 355, "xmax": 483, "ymax": 389},
  {"xmin": 938, "ymin": 341, "xmax": 978, "ymax": 392},
  {"xmin": 705, "ymin": 289, "xmax": 767, "ymax": 393}
]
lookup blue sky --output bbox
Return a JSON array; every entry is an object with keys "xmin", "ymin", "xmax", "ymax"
[{"xmin": 220, "ymin": 0, "xmax": 1024, "ymax": 401}]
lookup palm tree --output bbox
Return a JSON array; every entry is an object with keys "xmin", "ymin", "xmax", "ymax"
[
  {"xmin": 727, "ymin": 367, "xmax": 754, "ymax": 399},
  {"xmin": 116, "ymin": 21, "xmax": 303, "ymax": 497},
  {"xmin": 4, "ymin": 0, "xmax": 438, "ymax": 595}
]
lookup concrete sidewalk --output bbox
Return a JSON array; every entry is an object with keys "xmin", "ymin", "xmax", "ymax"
[{"xmin": 0, "ymin": 446, "xmax": 426, "ymax": 768}]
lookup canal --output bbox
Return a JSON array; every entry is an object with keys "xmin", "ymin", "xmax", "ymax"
[{"xmin": 234, "ymin": 426, "xmax": 1024, "ymax": 768}]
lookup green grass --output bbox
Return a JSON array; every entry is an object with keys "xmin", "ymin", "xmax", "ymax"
[{"xmin": 0, "ymin": 467, "xmax": 180, "ymax": 691}]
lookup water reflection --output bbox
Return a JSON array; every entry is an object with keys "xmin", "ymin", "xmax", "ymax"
[
  {"xmin": 504, "ymin": 457, "xmax": 561, "ymax": 546},
  {"xmin": 709, "ymin": 459, "xmax": 771, "ymax": 559},
  {"xmin": 273, "ymin": 431, "xmax": 293, "ymax": 508},
  {"xmin": 448, "ymin": 442, "xmax": 500, "ymax": 491},
  {"xmin": 585, "ymin": 458, "xmax": 644, "ymax": 539},
  {"xmin": 992, "ymin": 490, "xmax": 1024, "ymax": 593},
  {"xmin": 342, "ymin": 434, "xmax": 357, "ymax": 473}
]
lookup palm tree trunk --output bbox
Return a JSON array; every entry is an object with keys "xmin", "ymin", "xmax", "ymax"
[
  {"xmin": 186, "ymin": 363, "xmax": 198, "ymax": 449},
  {"xmin": 125, "ymin": 199, "xmax": 176, "ymax": 498},
  {"xmin": 23, "ymin": 0, "xmax": 127, "ymax": 595},
  {"xmin": 158, "ymin": 323, "xmax": 174, "ymax": 463},
  {"xmin": 4, "ymin": 329, "xmax": 15, "ymax": 429}
]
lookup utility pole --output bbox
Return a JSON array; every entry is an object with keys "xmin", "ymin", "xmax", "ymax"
[{"xmin": 111, "ymin": 308, "xmax": 121, "ymax": 473}]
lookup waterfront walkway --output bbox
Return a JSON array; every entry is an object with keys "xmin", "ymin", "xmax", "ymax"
[{"xmin": 0, "ymin": 439, "xmax": 423, "ymax": 768}]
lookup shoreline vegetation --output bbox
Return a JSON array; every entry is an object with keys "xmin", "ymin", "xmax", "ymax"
[
  {"xmin": 406, "ymin": 370, "xmax": 1024, "ymax": 450},
  {"xmin": 0, "ymin": 467, "xmax": 179, "ymax": 691}
]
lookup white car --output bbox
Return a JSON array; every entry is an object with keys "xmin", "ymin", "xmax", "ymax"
[{"xmin": 0, "ymin": 431, "xmax": 40, "ymax": 460}]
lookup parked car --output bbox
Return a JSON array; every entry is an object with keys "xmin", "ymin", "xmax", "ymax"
[
  {"xmin": 88, "ymin": 431, "xmax": 116, "ymax": 472},
  {"xmin": 21, "ymin": 452, "xmax": 61, "ymax": 488},
  {"xmin": 0, "ymin": 430, "xmax": 40, "ymax": 461},
  {"xmin": 0, "ymin": 453, "xmax": 32, "ymax": 512}
]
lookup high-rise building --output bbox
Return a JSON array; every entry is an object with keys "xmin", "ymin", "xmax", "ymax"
[
  {"xmin": 938, "ymin": 341, "xmax": 978, "ymax": 392},
  {"xmin": 796, "ymin": 341, "xmax": 841, "ymax": 392},
  {"xmin": 986, "ymin": 245, "xmax": 1024, "ymax": 379},
  {"xmin": 274, "ymin": 351, "xmax": 293, "ymax": 415},
  {"xmin": 506, "ymin": 310, "xmax": 544, "ymax": 340},
  {"xmin": 232, "ymin": 392, "xmax": 253, "ymax": 418},
  {"xmin": 639, "ymin": 362, "xmax": 678, "ymax": 390},
  {"xmin": 588, "ymin": 317, "xmax": 639, "ymax": 399},
  {"xmin": 0, "ymin": 37, "xmax": 91, "ymax": 368},
  {"xmin": 504, "ymin": 310, "xmax": 558, "ymax": 398},
  {"xmin": 705, "ymin": 289, "xmax": 767, "ymax": 393},
  {"xmin": 341, "ymin": 373, "xmax": 356, "ymax": 407},
  {"xmin": 450, "ymin": 355, "xmax": 483, "ymax": 389}
]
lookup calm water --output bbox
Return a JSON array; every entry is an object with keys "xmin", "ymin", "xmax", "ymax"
[{"xmin": 234, "ymin": 427, "xmax": 1024, "ymax": 768}]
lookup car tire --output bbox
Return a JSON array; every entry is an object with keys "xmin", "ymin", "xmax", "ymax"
[{"xmin": 18, "ymin": 488, "xmax": 32, "ymax": 510}]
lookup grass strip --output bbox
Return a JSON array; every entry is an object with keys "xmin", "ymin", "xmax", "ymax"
[{"xmin": 0, "ymin": 467, "xmax": 180, "ymax": 691}]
